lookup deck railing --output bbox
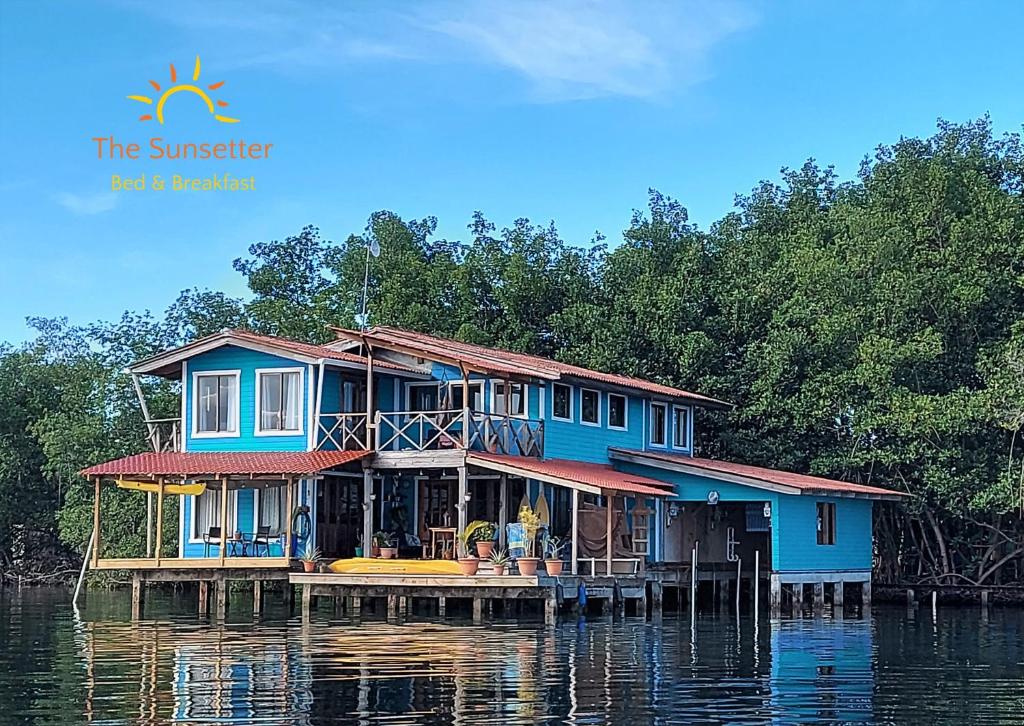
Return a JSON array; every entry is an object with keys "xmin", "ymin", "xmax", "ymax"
[
  {"xmin": 375, "ymin": 409, "xmax": 544, "ymax": 456},
  {"xmin": 316, "ymin": 413, "xmax": 369, "ymax": 451},
  {"xmin": 145, "ymin": 417, "xmax": 181, "ymax": 452}
]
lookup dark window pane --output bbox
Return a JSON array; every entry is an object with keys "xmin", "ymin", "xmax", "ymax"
[
  {"xmin": 582, "ymin": 390, "xmax": 599, "ymax": 424},
  {"xmin": 651, "ymin": 404, "xmax": 666, "ymax": 445},
  {"xmin": 609, "ymin": 394, "xmax": 626, "ymax": 428},
  {"xmin": 553, "ymin": 384, "xmax": 571, "ymax": 419}
]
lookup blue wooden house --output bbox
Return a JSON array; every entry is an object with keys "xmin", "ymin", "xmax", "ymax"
[{"xmin": 83, "ymin": 325, "xmax": 902, "ymax": 615}]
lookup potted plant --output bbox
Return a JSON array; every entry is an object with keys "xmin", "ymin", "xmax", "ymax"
[
  {"xmin": 516, "ymin": 505, "xmax": 542, "ymax": 576},
  {"xmin": 488, "ymin": 547, "xmax": 510, "ymax": 576},
  {"xmin": 299, "ymin": 541, "xmax": 321, "ymax": 573},
  {"xmin": 378, "ymin": 532, "xmax": 398, "ymax": 559},
  {"xmin": 455, "ymin": 527, "xmax": 480, "ymax": 576},
  {"xmin": 544, "ymin": 536, "xmax": 566, "ymax": 576},
  {"xmin": 354, "ymin": 533, "xmax": 364, "ymax": 559},
  {"xmin": 372, "ymin": 530, "xmax": 390, "ymax": 558},
  {"xmin": 467, "ymin": 520, "xmax": 497, "ymax": 559}
]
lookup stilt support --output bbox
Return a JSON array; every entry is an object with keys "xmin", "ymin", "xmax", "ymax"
[
  {"xmin": 253, "ymin": 580, "xmax": 263, "ymax": 615},
  {"xmin": 812, "ymin": 582, "xmax": 825, "ymax": 616},
  {"xmin": 438, "ymin": 596, "xmax": 446, "ymax": 618},
  {"xmin": 198, "ymin": 580, "xmax": 209, "ymax": 616},
  {"xmin": 544, "ymin": 596, "xmax": 557, "ymax": 625},
  {"xmin": 215, "ymin": 578, "xmax": 228, "ymax": 619},
  {"xmin": 650, "ymin": 582, "xmax": 663, "ymax": 619},
  {"xmin": 769, "ymin": 574, "xmax": 781, "ymax": 618},
  {"xmin": 131, "ymin": 574, "xmax": 145, "ymax": 620},
  {"xmin": 302, "ymin": 585, "xmax": 313, "ymax": 621},
  {"xmin": 834, "ymin": 581, "xmax": 845, "ymax": 618},
  {"xmin": 472, "ymin": 598, "xmax": 483, "ymax": 622}
]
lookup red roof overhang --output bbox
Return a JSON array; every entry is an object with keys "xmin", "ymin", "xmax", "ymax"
[
  {"xmin": 466, "ymin": 452, "xmax": 675, "ymax": 497},
  {"xmin": 608, "ymin": 448, "xmax": 907, "ymax": 500},
  {"xmin": 80, "ymin": 450, "xmax": 370, "ymax": 480}
]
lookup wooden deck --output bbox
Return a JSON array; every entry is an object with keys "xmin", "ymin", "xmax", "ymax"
[{"xmin": 93, "ymin": 556, "xmax": 292, "ymax": 574}]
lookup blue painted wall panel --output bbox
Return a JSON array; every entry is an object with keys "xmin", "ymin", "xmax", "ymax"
[
  {"xmin": 543, "ymin": 385, "xmax": 645, "ymax": 463},
  {"xmin": 184, "ymin": 346, "xmax": 310, "ymax": 452}
]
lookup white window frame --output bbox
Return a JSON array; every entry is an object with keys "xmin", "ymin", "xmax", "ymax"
[
  {"xmin": 188, "ymin": 489, "xmax": 241, "ymax": 543},
  {"xmin": 490, "ymin": 380, "xmax": 528, "ymax": 419},
  {"xmin": 449, "ymin": 380, "xmax": 485, "ymax": 411},
  {"xmin": 649, "ymin": 401, "xmax": 668, "ymax": 447},
  {"xmin": 405, "ymin": 381, "xmax": 441, "ymax": 411},
  {"xmin": 580, "ymin": 387, "xmax": 601, "ymax": 427},
  {"xmin": 254, "ymin": 367, "xmax": 305, "ymax": 436},
  {"xmin": 191, "ymin": 369, "xmax": 241, "ymax": 438},
  {"xmin": 551, "ymin": 382, "xmax": 574, "ymax": 422},
  {"xmin": 607, "ymin": 393, "xmax": 628, "ymax": 431},
  {"xmin": 672, "ymin": 405, "xmax": 691, "ymax": 449}
]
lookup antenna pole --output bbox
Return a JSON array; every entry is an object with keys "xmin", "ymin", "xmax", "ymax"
[{"xmin": 359, "ymin": 242, "xmax": 370, "ymax": 330}]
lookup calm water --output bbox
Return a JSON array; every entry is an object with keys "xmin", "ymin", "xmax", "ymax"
[{"xmin": 1, "ymin": 587, "xmax": 1022, "ymax": 724}]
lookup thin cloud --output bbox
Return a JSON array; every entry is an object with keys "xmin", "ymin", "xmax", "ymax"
[{"xmin": 56, "ymin": 192, "xmax": 120, "ymax": 215}]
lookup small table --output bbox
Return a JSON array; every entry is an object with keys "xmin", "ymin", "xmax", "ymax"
[
  {"xmin": 228, "ymin": 534, "xmax": 250, "ymax": 557},
  {"xmin": 428, "ymin": 528, "xmax": 457, "ymax": 559}
]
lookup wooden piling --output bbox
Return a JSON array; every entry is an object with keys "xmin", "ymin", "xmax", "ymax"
[
  {"xmin": 906, "ymin": 588, "xmax": 915, "ymax": 608},
  {"xmin": 862, "ymin": 580, "xmax": 872, "ymax": 615},
  {"xmin": 215, "ymin": 579, "xmax": 228, "ymax": 619},
  {"xmin": 981, "ymin": 589, "xmax": 990, "ymax": 608},
  {"xmin": 387, "ymin": 594, "xmax": 398, "ymax": 618},
  {"xmin": 302, "ymin": 585, "xmax": 313, "ymax": 621},
  {"xmin": 650, "ymin": 582, "xmax": 663, "ymax": 619},
  {"xmin": 544, "ymin": 596, "xmax": 557, "ymax": 625},
  {"xmin": 793, "ymin": 583, "xmax": 804, "ymax": 618},
  {"xmin": 252, "ymin": 580, "xmax": 263, "ymax": 615},
  {"xmin": 198, "ymin": 581, "xmax": 209, "ymax": 616},
  {"xmin": 690, "ymin": 544, "xmax": 697, "ymax": 623},
  {"xmin": 834, "ymin": 581, "xmax": 844, "ymax": 618},
  {"xmin": 754, "ymin": 550, "xmax": 760, "ymax": 620},
  {"xmin": 472, "ymin": 598, "xmax": 483, "ymax": 622},
  {"xmin": 131, "ymin": 574, "xmax": 144, "ymax": 620},
  {"xmin": 813, "ymin": 582, "xmax": 825, "ymax": 616},
  {"xmin": 769, "ymin": 574, "xmax": 781, "ymax": 618},
  {"xmin": 438, "ymin": 596, "xmax": 446, "ymax": 618}
]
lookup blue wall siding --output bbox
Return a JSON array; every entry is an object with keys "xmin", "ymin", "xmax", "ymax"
[
  {"xmin": 614, "ymin": 461, "xmax": 872, "ymax": 572},
  {"xmin": 184, "ymin": 346, "xmax": 310, "ymax": 452},
  {"xmin": 772, "ymin": 496, "xmax": 873, "ymax": 573},
  {"xmin": 179, "ymin": 480, "xmax": 314, "ymax": 558},
  {"xmin": 544, "ymin": 386, "xmax": 645, "ymax": 463}
]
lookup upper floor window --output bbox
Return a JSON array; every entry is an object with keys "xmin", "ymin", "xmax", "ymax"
[
  {"xmin": 493, "ymin": 382, "xmax": 526, "ymax": 417},
  {"xmin": 450, "ymin": 381, "xmax": 484, "ymax": 411},
  {"xmin": 257, "ymin": 369, "xmax": 303, "ymax": 434},
  {"xmin": 408, "ymin": 382, "xmax": 440, "ymax": 412},
  {"xmin": 673, "ymin": 406, "xmax": 690, "ymax": 449},
  {"xmin": 817, "ymin": 502, "xmax": 836, "ymax": 545},
  {"xmin": 552, "ymin": 383, "xmax": 572, "ymax": 422},
  {"xmin": 581, "ymin": 388, "xmax": 600, "ymax": 426},
  {"xmin": 194, "ymin": 371, "xmax": 239, "ymax": 436},
  {"xmin": 608, "ymin": 393, "xmax": 627, "ymax": 430},
  {"xmin": 650, "ymin": 402, "xmax": 668, "ymax": 446}
]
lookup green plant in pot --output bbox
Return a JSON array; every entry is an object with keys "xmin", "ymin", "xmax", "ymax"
[
  {"xmin": 517, "ymin": 505, "xmax": 542, "ymax": 576},
  {"xmin": 371, "ymin": 530, "xmax": 390, "ymax": 558},
  {"xmin": 299, "ymin": 541, "xmax": 321, "ymax": 573},
  {"xmin": 455, "ymin": 527, "xmax": 480, "ymax": 576},
  {"xmin": 544, "ymin": 536, "xmax": 566, "ymax": 576},
  {"xmin": 374, "ymin": 531, "xmax": 397, "ymax": 559},
  {"xmin": 488, "ymin": 547, "xmax": 510, "ymax": 576},
  {"xmin": 466, "ymin": 520, "xmax": 496, "ymax": 559},
  {"xmin": 354, "ymin": 533, "xmax": 364, "ymax": 559}
]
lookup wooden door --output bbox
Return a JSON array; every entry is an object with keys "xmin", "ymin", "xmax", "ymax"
[{"xmin": 316, "ymin": 476, "xmax": 362, "ymax": 558}]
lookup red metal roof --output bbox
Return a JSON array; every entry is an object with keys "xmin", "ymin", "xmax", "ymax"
[
  {"xmin": 609, "ymin": 448, "xmax": 907, "ymax": 499},
  {"xmin": 467, "ymin": 452, "xmax": 675, "ymax": 497},
  {"xmin": 81, "ymin": 450, "xmax": 370, "ymax": 478},
  {"xmin": 332, "ymin": 326, "xmax": 730, "ymax": 407}
]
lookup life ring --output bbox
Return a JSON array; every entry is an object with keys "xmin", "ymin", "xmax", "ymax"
[{"xmin": 292, "ymin": 508, "xmax": 312, "ymax": 539}]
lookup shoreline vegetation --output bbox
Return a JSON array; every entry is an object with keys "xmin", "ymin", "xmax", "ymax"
[{"xmin": 1, "ymin": 118, "xmax": 1022, "ymax": 589}]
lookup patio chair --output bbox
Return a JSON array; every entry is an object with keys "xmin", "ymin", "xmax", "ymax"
[
  {"xmin": 252, "ymin": 525, "xmax": 273, "ymax": 557},
  {"xmin": 203, "ymin": 527, "xmax": 222, "ymax": 557}
]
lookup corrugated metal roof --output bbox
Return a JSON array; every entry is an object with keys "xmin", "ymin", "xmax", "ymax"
[
  {"xmin": 332, "ymin": 326, "xmax": 731, "ymax": 407},
  {"xmin": 81, "ymin": 450, "xmax": 370, "ymax": 477},
  {"xmin": 467, "ymin": 452, "xmax": 675, "ymax": 497},
  {"xmin": 609, "ymin": 448, "xmax": 907, "ymax": 499}
]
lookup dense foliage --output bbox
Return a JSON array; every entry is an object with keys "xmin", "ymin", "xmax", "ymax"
[{"xmin": 1, "ymin": 119, "xmax": 1021, "ymax": 585}]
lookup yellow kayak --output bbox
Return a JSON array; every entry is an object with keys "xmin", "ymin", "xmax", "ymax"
[
  {"xmin": 116, "ymin": 479, "xmax": 206, "ymax": 496},
  {"xmin": 328, "ymin": 558, "xmax": 463, "ymax": 575}
]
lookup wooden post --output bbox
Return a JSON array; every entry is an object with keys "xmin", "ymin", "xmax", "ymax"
[
  {"xmin": 906, "ymin": 588, "xmax": 915, "ymax": 608},
  {"xmin": 198, "ymin": 581, "xmax": 209, "ymax": 616},
  {"xmin": 571, "ymin": 488, "xmax": 579, "ymax": 575},
  {"xmin": 92, "ymin": 477, "xmax": 101, "ymax": 567},
  {"xmin": 362, "ymin": 469, "xmax": 374, "ymax": 558},
  {"xmin": 498, "ymin": 473, "xmax": 508, "ymax": 547},
  {"xmin": 215, "ymin": 578, "xmax": 228, "ymax": 619},
  {"xmin": 218, "ymin": 476, "xmax": 229, "ymax": 565},
  {"xmin": 146, "ymin": 492, "xmax": 153, "ymax": 558},
  {"xmin": 690, "ymin": 544, "xmax": 697, "ymax": 623},
  {"xmin": 472, "ymin": 598, "xmax": 483, "ymax": 622},
  {"xmin": 862, "ymin": 579, "xmax": 872, "ymax": 614},
  {"xmin": 834, "ymin": 581, "xmax": 845, "ymax": 618},
  {"xmin": 736, "ymin": 557, "xmax": 742, "ymax": 616},
  {"xmin": 754, "ymin": 550, "xmax": 760, "ymax": 620},
  {"xmin": 365, "ymin": 344, "xmax": 375, "ymax": 449},
  {"xmin": 813, "ymin": 581, "xmax": 825, "ymax": 616},
  {"xmin": 769, "ymin": 575, "xmax": 781, "ymax": 618},
  {"xmin": 981, "ymin": 589, "xmax": 990, "ymax": 608},
  {"xmin": 253, "ymin": 580, "xmax": 263, "ymax": 615},
  {"xmin": 461, "ymin": 364, "xmax": 471, "ymax": 448},
  {"xmin": 544, "ymin": 596, "xmax": 557, "ymax": 625},
  {"xmin": 387, "ymin": 594, "xmax": 398, "ymax": 619},
  {"xmin": 605, "ymin": 493, "xmax": 614, "ymax": 576},
  {"xmin": 650, "ymin": 581, "xmax": 663, "ymax": 618},
  {"xmin": 438, "ymin": 596, "xmax": 446, "ymax": 618},
  {"xmin": 154, "ymin": 478, "xmax": 165, "ymax": 566},
  {"xmin": 284, "ymin": 476, "xmax": 294, "ymax": 559},
  {"xmin": 303, "ymin": 585, "xmax": 314, "ymax": 621},
  {"xmin": 794, "ymin": 583, "xmax": 805, "ymax": 617},
  {"xmin": 457, "ymin": 465, "xmax": 468, "ymax": 534},
  {"xmin": 931, "ymin": 589, "xmax": 937, "ymax": 618},
  {"xmin": 131, "ymin": 574, "xmax": 144, "ymax": 620}
]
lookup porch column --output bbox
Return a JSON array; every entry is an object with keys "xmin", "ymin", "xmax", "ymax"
[
  {"xmin": 362, "ymin": 469, "xmax": 374, "ymax": 556},
  {"xmin": 460, "ymin": 364, "xmax": 470, "ymax": 449},
  {"xmin": 146, "ymin": 492, "xmax": 153, "ymax": 558},
  {"xmin": 91, "ymin": 476, "xmax": 101, "ymax": 567},
  {"xmin": 284, "ymin": 476, "xmax": 294, "ymax": 559},
  {"xmin": 571, "ymin": 488, "xmax": 579, "ymax": 575},
  {"xmin": 365, "ymin": 344, "xmax": 375, "ymax": 449},
  {"xmin": 605, "ymin": 492, "xmax": 614, "ymax": 576},
  {"xmin": 154, "ymin": 477, "xmax": 165, "ymax": 566},
  {"xmin": 218, "ymin": 476, "xmax": 228, "ymax": 564},
  {"xmin": 498, "ymin": 473, "xmax": 508, "ymax": 547},
  {"xmin": 457, "ymin": 465, "xmax": 468, "ymax": 534}
]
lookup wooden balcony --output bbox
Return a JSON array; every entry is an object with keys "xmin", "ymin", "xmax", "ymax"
[
  {"xmin": 375, "ymin": 409, "xmax": 544, "ymax": 457},
  {"xmin": 145, "ymin": 417, "xmax": 181, "ymax": 452},
  {"xmin": 316, "ymin": 412, "xmax": 368, "ymax": 450}
]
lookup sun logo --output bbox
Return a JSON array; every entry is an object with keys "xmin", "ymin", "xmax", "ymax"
[{"xmin": 127, "ymin": 55, "xmax": 238, "ymax": 124}]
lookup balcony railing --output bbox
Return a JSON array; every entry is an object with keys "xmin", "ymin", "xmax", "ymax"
[
  {"xmin": 145, "ymin": 417, "xmax": 181, "ymax": 452},
  {"xmin": 316, "ymin": 413, "xmax": 368, "ymax": 451},
  {"xmin": 375, "ymin": 409, "xmax": 544, "ymax": 457}
]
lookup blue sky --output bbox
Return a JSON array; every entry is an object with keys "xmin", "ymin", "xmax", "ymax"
[{"xmin": 0, "ymin": 0, "xmax": 1021, "ymax": 343}]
